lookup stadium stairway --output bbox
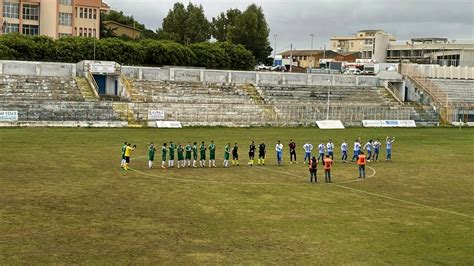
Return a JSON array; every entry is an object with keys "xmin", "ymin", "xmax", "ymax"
[
  {"xmin": 75, "ymin": 76, "xmax": 99, "ymax": 101},
  {"xmin": 240, "ymin": 84, "xmax": 279, "ymax": 121},
  {"xmin": 112, "ymin": 103, "xmax": 145, "ymax": 127}
]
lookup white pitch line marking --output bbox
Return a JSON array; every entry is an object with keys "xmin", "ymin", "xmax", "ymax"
[
  {"xmin": 257, "ymin": 166, "xmax": 472, "ymax": 219},
  {"xmin": 332, "ymin": 183, "xmax": 473, "ymax": 219},
  {"xmin": 123, "ymin": 153, "xmax": 472, "ymax": 219}
]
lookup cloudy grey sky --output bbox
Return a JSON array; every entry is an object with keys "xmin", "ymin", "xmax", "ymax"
[{"xmin": 106, "ymin": 0, "xmax": 473, "ymax": 52}]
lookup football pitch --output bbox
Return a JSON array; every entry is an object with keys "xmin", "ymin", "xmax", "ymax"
[{"xmin": 0, "ymin": 127, "xmax": 473, "ymax": 264}]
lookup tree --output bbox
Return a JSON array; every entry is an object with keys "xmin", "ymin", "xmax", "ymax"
[
  {"xmin": 158, "ymin": 2, "xmax": 211, "ymax": 44},
  {"xmin": 228, "ymin": 4, "xmax": 272, "ymax": 63},
  {"xmin": 211, "ymin": 9, "xmax": 241, "ymax": 42}
]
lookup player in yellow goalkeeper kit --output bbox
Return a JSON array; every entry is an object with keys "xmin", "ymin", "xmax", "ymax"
[{"xmin": 124, "ymin": 143, "xmax": 136, "ymax": 171}]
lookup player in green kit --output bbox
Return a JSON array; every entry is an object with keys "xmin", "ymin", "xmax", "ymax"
[
  {"xmin": 185, "ymin": 142, "xmax": 192, "ymax": 167},
  {"xmin": 208, "ymin": 141, "xmax": 216, "ymax": 168},
  {"xmin": 232, "ymin": 143, "xmax": 239, "ymax": 166},
  {"xmin": 161, "ymin": 143, "xmax": 167, "ymax": 169},
  {"xmin": 177, "ymin": 143, "xmax": 184, "ymax": 169},
  {"xmin": 168, "ymin": 141, "xmax": 175, "ymax": 168},
  {"xmin": 224, "ymin": 143, "xmax": 231, "ymax": 168},
  {"xmin": 200, "ymin": 141, "xmax": 207, "ymax": 167},
  {"xmin": 192, "ymin": 142, "xmax": 198, "ymax": 167},
  {"xmin": 121, "ymin": 142, "xmax": 128, "ymax": 168},
  {"xmin": 148, "ymin": 142, "xmax": 156, "ymax": 169}
]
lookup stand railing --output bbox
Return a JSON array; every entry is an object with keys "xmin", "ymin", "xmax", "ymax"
[
  {"xmin": 401, "ymin": 64, "xmax": 452, "ymax": 123},
  {"xmin": 385, "ymin": 83, "xmax": 404, "ymax": 104}
]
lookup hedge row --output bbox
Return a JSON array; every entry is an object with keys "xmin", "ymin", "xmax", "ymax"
[{"xmin": 0, "ymin": 34, "xmax": 256, "ymax": 70}]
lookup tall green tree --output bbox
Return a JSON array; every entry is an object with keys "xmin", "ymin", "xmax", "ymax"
[
  {"xmin": 158, "ymin": 2, "xmax": 211, "ymax": 44},
  {"xmin": 228, "ymin": 4, "xmax": 272, "ymax": 63},
  {"xmin": 211, "ymin": 8, "xmax": 241, "ymax": 42}
]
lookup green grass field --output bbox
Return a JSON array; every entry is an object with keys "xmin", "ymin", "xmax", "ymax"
[{"xmin": 0, "ymin": 127, "xmax": 473, "ymax": 264}]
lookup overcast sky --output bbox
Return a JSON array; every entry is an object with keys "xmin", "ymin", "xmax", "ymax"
[{"xmin": 106, "ymin": 0, "xmax": 474, "ymax": 53}]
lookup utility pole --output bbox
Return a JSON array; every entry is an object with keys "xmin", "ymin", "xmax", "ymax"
[
  {"xmin": 273, "ymin": 34, "xmax": 277, "ymax": 59},
  {"xmin": 289, "ymin": 44, "xmax": 293, "ymax": 72},
  {"xmin": 326, "ymin": 79, "xmax": 331, "ymax": 120},
  {"xmin": 93, "ymin": 38, "xmax": 96, "ymax": 61},
  {"xmin": 310, "ymin": 34, "xmax": 314, "ymax": 69}
]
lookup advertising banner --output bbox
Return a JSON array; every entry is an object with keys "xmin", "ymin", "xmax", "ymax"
[
  {"xmin": 148, "ymin": 109, "xmax": 165, "ymax": 120},
  {"xmin": 155, "ymin": 121, "xmax": 182, "ymax": 128},
  {"xmin": 316, "ymin": 120, "xmax": 345, "ymax": 129},
  {"xmin": 362, "ymin": 120, "xmax": 416, "ymax": 128},
  {"xmin": 0, "ymin": 111, "xmax": 18, "ymax": 121}
]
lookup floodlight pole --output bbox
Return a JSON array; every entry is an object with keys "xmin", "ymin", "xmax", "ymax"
[
  {"xmin": 310, "ymin": 34, "xmax": 314, "ymax": 69},
  {"xmin": 326, "ymin": 79, "xmax": 331, "ymax": 120},
  {"xmin": 273, "ymin": 34, "xmax": 277, "ymax": 61},
  {"xmin": 290, "ymin": 44, "xmax": 293, "ymax": 72}
]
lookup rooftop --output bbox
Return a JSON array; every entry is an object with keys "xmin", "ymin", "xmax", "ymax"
[
  {"xmin": 358, "ymin": 30, "xmax": 384, "ymax": 33},
  {"xmin": 279, "ymin": 50, "xmax": 329, "ymax": 56}
]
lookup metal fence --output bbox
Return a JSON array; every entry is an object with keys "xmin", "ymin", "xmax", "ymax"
[
  {"xmin": 131, "ymin": 103, "xmax": 415, "ymax": 126},
  {"xmin": 2, "ymin": 101, "xmax": 425, "ymax": 126}
]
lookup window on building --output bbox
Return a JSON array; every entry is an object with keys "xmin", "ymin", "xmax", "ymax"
[
  {"xmin": 88, "ymin": 28, "xmax": 92, "ymax": 37},
  {"xmin": 23, "ymin": 4, "xmax": 40, "ymax": 20},
  {"xmin": 93, "ymin": 9, "xmax": 97, "ymax": 19},
  {"xmin": 59, "ymin": 12, "xmax": 72, "ymax": 26},
  {"xmin": 93, "ymin": 28, "xmax": 97, "ymax": 37},
  {"xmin": 79, "ymin": 28, "xmax": 83, "ymax": 36},
  {"xmin": 350, "ymin": 42, "xmax": 354, "ymax": 47},
  {"xmin": 89, "ymin": 8, "xmax": 93, "ymax": 19},
  {"xmin": 22, "ymin": 24, "xmax": 39, "ymax": 35},
  {"xmin": 60, "ymin": 0, "xmax": 72, "ymax": 5},
  {"xmin": 3, "ymin": 2, "xmax": 20, "ymax": 19},
  {"xmin": 4, "ymin": 23, "xmax": 19, "ymax": 33},
  {"xmin": 59, "ymin": 33, "xmax": 72, "ymax": 38},
  {"xmin": 79, "ymin": 8, "xmax": 83, "ymax": 18}
]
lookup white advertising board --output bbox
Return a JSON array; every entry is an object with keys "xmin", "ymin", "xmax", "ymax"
[
  {"xmin": 155, "ymin": 121, "xmax": 182, "ymax": 128},
  {"xmin": 0, "ymin": 111, "xmax": 18, "ymax": 121},
  {"xmin": 148, "ymin": 109, "xmax": 165, "ymax": 120},
  {"xmin": 397, "ymin": 120, "xmax": 417, "ymax": 127},
  {"xmin": 362, "ymin": 120, "xmax": 416, "ymax": 128},
  {"xmin": 453, "ymin": 122, "xmax": 474, "ymax": 127},
  {"xmin": 316, "ymin": 120, "xmax": 345, "ymax": 129}
]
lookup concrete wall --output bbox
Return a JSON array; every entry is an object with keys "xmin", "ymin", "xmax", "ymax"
[
  {"xmin": 0, "ymin": 61, "xmax": 382, "ymax": 87},
  {"xmin": 0, "ymin": 60, "xmax": 76, "ymax": 77},
  {"xmin": 122, "ymin": 65, "xmax": 382, "ymax": 87},
  {"xmin": 407, "ymin": 63, "xmax": 474, "ymax": 80}
]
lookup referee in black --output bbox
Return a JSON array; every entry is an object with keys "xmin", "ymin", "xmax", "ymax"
[
  {"xmin": 248, "ymin": 141, "xmax": 256, "ymax": 166},
  {"xmin": 258, "ymin": 140, "xmax": 266, "ymax": 166}
]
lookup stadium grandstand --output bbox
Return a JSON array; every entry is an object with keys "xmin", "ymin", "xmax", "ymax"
[{"xmin": 0, "ymin": 60, "xmax": 473, "ymax": 127}]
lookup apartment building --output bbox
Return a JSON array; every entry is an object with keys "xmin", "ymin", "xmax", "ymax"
[
  {"xmin": 330, "ymin": 30, "xmax": 396, "ymax": 54},
  {"xmin": 0, "ymin": 0, "xmax": 103, "ymax": 39}
]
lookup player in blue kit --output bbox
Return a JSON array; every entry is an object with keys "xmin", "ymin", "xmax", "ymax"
[
  {"xmin": 317, "ymin": 141, "xmax": 325, "ymax": 161},
  {"xmin": 386, "ymin": 136, "xmax": 395, "ymax": 161},
  {"xmin": 326, "ymin": 139, "xmax": 335, "ymax": 160},
  {"xmin": 351, "ymin": 139, "xmax": 361, "ymax": 162},
  {"xmin": 303, "ymin": 141, "xmax": 313, "ymax": 163},
  {"xmin": 373, "ymin": 139, "xmax": 381, "ymax": 162},
  {"xmin": 363, "ymin": 140, "xmax": 373, "ymax": 162},
  {"xmin": 340, "ymin": 140, "xmax": 348, "ymax": 163}
]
